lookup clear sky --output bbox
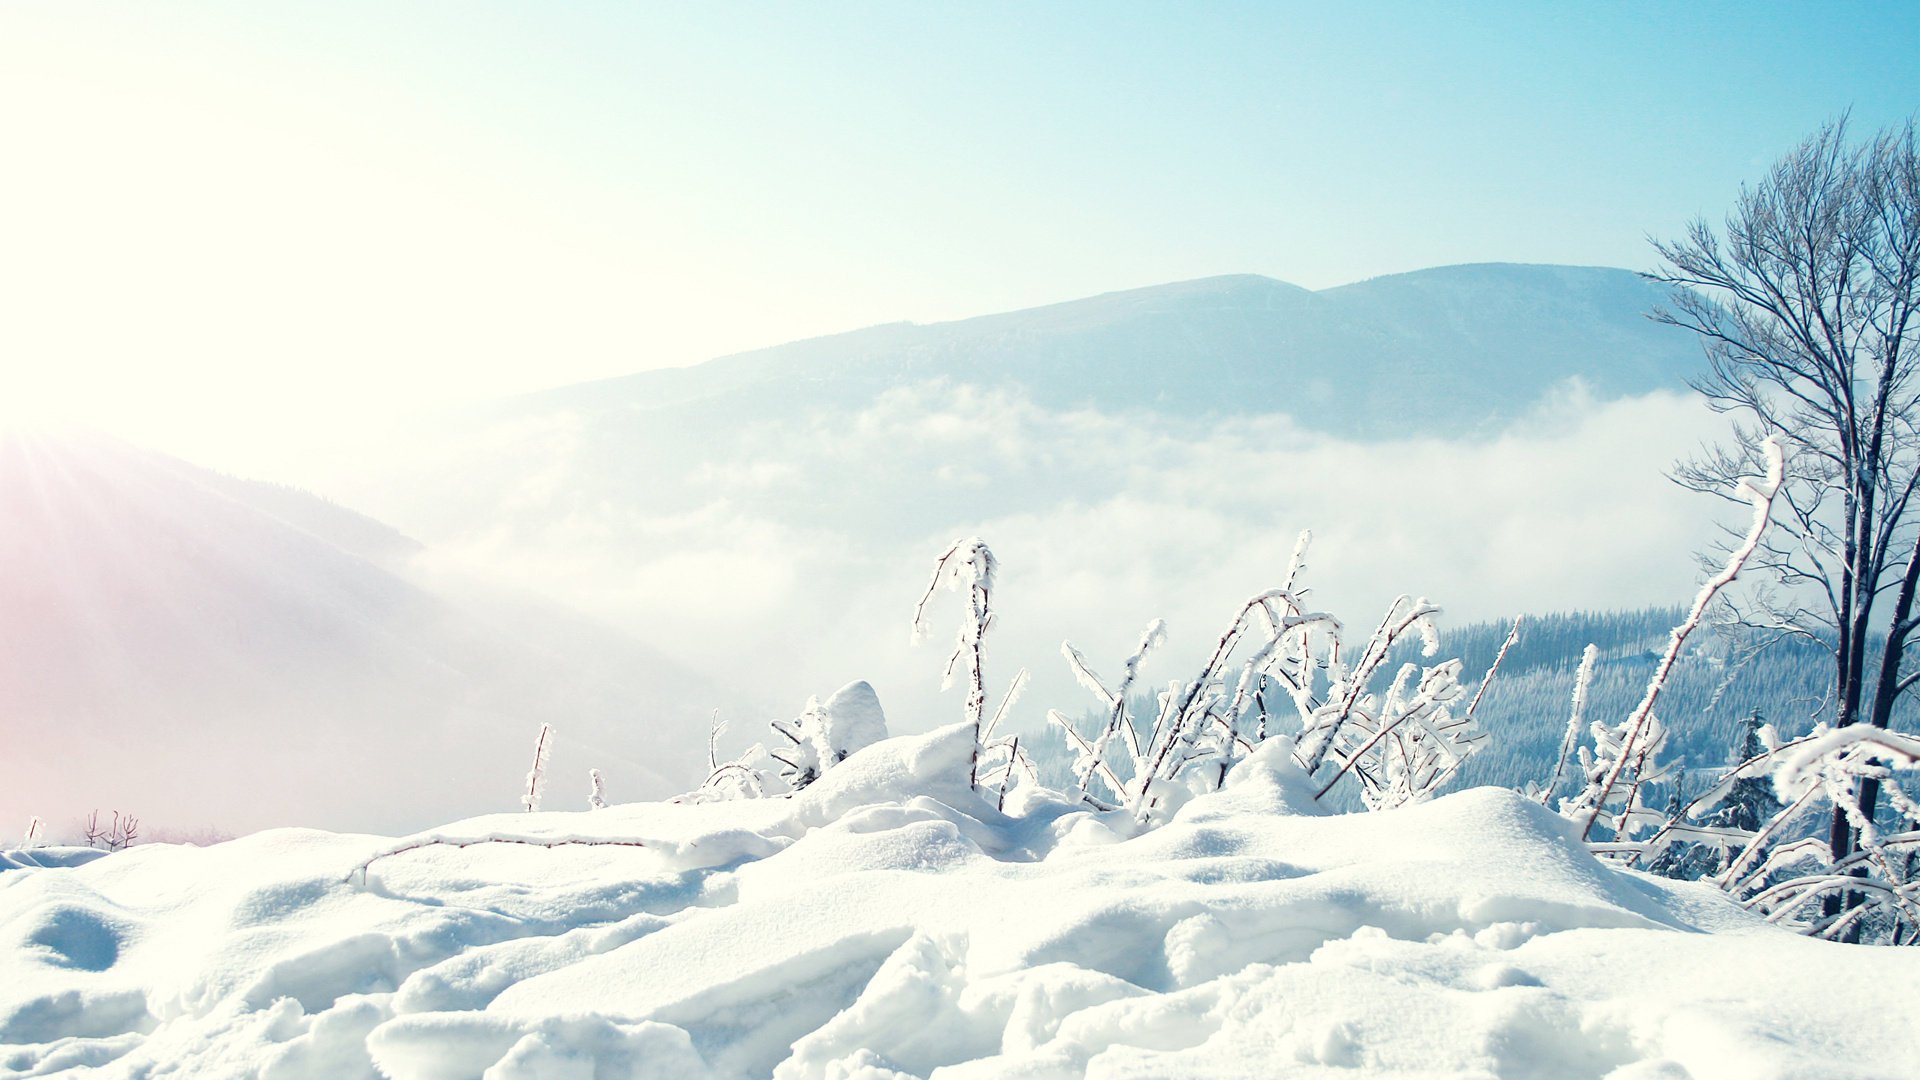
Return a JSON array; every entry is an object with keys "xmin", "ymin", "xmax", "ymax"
[{"xmin": 1, "ymin": 2, "xmax": 1914, "ymax": 465}]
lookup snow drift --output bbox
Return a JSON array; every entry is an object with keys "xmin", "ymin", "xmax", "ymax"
[{"xmin": 3, "ymin": 723, "xmax": 1914, "ymax": 1078}]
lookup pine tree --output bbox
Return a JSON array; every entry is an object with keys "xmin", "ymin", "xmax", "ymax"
[
  {"xmin": 1676, "ymin": 710, "xmax": 1789, "ymax": 880},
  {"xmin": 1647, "ymin": 772, "xmax": 1717, "ymax": 880},
  {"xmin": 1707, "ymin": 712, "xmax": 1783, "ymax": 836}
]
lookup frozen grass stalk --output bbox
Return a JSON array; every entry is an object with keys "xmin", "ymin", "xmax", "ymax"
[
  {"xmin": 912, "ymin": 537, "xmax": 1004, "ymax": 787},
  {"xmin": 523, "ymin": 723, "xmax": 554, "ymax": 812}
]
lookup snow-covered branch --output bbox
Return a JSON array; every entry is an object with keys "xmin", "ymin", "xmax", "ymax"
[{"xmin": 1575, "ymin": 437, "xmax": 1785, "ymax": 843}]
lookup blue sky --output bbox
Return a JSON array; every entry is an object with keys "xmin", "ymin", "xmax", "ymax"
[{"xmin": 1, "ymin": 2, "xmax": 1914, "ymax": 460}]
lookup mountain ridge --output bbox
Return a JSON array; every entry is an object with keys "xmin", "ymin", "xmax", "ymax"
[{"xmin": 476, "ymin": 262, "xmax": 1699, "ymax": 437}]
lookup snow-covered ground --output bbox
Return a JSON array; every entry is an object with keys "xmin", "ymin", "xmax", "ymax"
[{"xmin": 4, "ymin": 723, "xmax": 1915, "ymax": 1079}]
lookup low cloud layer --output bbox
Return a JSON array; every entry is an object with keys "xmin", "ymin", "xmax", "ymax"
[{"xmin": 362, "ymin": 381, "xmax": 1733, "ymax": 741}]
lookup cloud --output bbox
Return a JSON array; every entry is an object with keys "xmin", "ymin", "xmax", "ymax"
[{"xmin": 376, "ymin": 381, "xmax": 1736, "ymax": 738}]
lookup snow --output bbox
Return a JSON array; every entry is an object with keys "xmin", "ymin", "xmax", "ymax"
[{"xmin": 4, "ymin": 725, "xmax": 1917, "ymax": 1079}]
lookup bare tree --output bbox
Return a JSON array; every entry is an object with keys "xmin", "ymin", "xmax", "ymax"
[
  {"xmin": 83, "ymin": 809, "xmax": 140, "ymax": 852},
  {"xmin": 1652, "ymin": 117, "xmax": 1920, "ymax": 921}
]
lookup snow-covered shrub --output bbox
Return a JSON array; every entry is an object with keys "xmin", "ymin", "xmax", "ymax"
[
  {"xmin": 1537, "ymin": 440, "xmax": 1917, "ymax": 942},
  {"xmin": 685, "ymin": 681, "xmax": 893, "ymax": 802},
  {"xmin": 1048, "ymin": 531, "xmax": 1501, "ymax": 822},
  {"xmin": 1300, "ymin": 606, "xmax": 1514, "ymax": 812},
  {"xmin": 1561, "ymin": 707, "xmax": 1679, "ymax": 854},
  {"xmin": 769, "ymin": 681, "xmax": 891, "ymax": 790}
]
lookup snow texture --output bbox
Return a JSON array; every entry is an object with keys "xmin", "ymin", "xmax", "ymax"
[{"xmin": 3, "ymin": 725, "xmax": 1915, "ymax": 1079}]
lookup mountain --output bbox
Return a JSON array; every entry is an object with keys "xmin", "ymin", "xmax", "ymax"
[
  {"xmin": 0, "ymin": 430, "xmax": 723, "ymax": 837},
  {"xmin": 507, "ymin": 264, "xmax": 1690, "ymax": 423},
  {"xmin": 475, "ymin": 263, "xmax": 1699, "ymax": 438},
  {"xmin": 336, "ymin": 262, "xmax": 1708, "ymax": 550}
]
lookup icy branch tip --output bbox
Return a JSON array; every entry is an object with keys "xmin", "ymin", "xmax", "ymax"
[{"xmin": 1734, "ymin": 436, "xmax": 1786, "ymax": 504}]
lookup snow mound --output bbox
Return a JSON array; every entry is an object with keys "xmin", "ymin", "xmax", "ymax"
[
  {"xmin": 0, "ymin": 847, "xmax": 110, "ymax": 873},
  {"xmin": 814, "ymin": 680, "xmax": 890, "ymax": 762},
  {"xmin": 3, "ymin": 726, "xmax": 1915, "ymax": 1078}
]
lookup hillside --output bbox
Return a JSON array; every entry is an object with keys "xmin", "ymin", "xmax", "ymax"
[
  {"xmin": 1442, "ymin": 611, "xmax": 1856, "ymax": 795},
  {"xmin": 1020, "ymin": 607, "xmax": 1865, "ymax": 805},
  {"xmin": 0, "ymin": 430, "xmax": 722, "ymax": 837}
]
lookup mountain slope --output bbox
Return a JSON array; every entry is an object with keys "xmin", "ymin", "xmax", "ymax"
[{"xmin": 0, "ymin": 430, "xmax": 720, "ymax": 836}]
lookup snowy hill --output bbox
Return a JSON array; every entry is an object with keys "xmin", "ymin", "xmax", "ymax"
[
  {"xmin": 0, "ymin": 430, "xmax": 723, "ymax": 837},
  {"xmin": 3, "ymin": 724, "xmax": 1913, "ymax": 1078}
]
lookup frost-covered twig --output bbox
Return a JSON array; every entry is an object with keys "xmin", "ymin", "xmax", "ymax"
[
  {"xmin": 691, "ymin": 682, "xmax": 891, "ymax": 802},
  {"xmin": 1298, "ymin": 594, "xmax": 1440, "ymax": 774},
  {"xmin": 984, "ymin": 668, "xmax": 1029, "ymax": 743},
  {"xmin": 346, "ymin": 833, "xmax": 658, "ymax": 884},
  {"xmin": 1578, "ymin": 437, "xmax": 1785, "ymax": 842},
  {"xmin": 1048, "ymin": 708, "xmax": 1129, "ymax": 806},
  {"xmin": 1464, "ymin": 616, "xmax": 1521, "ymax": 723},
  {"xmin": 1138, "ymin": 589, "xmax": 1333, "ymax": 819},
  {"xmin": 986, "ymin": 734, "xmax": 1036, "ymax": 811},
  {"xmin": 1290, "ymin": 591, "xmax": 1484, "ymax": 811},
  {"xmin": 1058, "ymin": 620, "xmax": 1165, "ymax": 803},
  {"xmin": 1540, "ymin": 644, "xmax": 1598, "ymax": 805},
  {"xmin": 1309, "ymin": 657, "xmax": 1469, "ymax": 805},
  {"xmin": 1409, "ymin": 615, "xmax": 1518, "ymax": 799},
  {"xmin": 1044, "ymin": 531, "xmax": 1475, "ymax": 817},
  {"xmin": 912, "ymin": 538, "xmax": 1000, "ymax": 786},
  {"xmin": 1637, "ymin": 715, "xmax": 1920, "ymax": 941},
  {"xmin": 706, "ymin": 710, "xmax": 726, "ymax": 775},
  {"xmin": 522, "ymin": 723, "xmax": 555, "ymax": 812},
  {"xmin": 698, "ymin": 761, "xmax": 770, "ymax": 800}
]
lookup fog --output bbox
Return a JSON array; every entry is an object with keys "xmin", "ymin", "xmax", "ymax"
[
  {"xmin": 339, "ymin": 382, "xmax": 1731, "ymax": 754},
  {"xmin": 2, "ymin": 263, "xmax": 1741, "ymax": 836}
]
